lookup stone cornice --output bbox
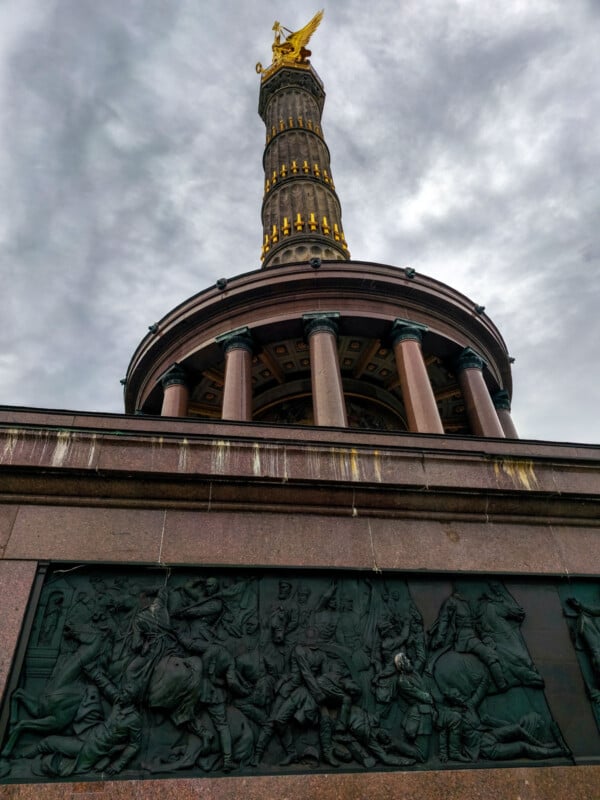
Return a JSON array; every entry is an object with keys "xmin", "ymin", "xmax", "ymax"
[{"xmin": 0, "ymin": 411, "xmax": 598, "ymax": 526}]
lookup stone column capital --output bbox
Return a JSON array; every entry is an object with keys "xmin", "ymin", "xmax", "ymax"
[
  {"xmin": 303, "ymin": 312, "xmax": 340, "ymax": 339},
  {"xmin": 391, "ymin": 318, "xmax": 428, "ymax": 345},
  {"xmin": 456, "ymin": 347, "xmax": 487, "ymax": 372},
  {"xmin": 216, "ymin": 326, "xmax": 254, "ymax": 355},
  {"xmin": 493, "ymin": 389, "xmax": 512, "ymax": 411},
  {"xmin": 160, "ymin": 363, "xmax": 188, "ymax": 389}
]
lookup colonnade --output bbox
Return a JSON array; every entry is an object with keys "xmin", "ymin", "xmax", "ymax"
[{"xmin": 159, "ymin": 314, "xmax": 517, "ymax": 438}]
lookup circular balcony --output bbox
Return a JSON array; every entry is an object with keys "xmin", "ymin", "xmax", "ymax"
[{"xmin": 125, "ymin": 260, "xmax": 512, "ymax": 436}]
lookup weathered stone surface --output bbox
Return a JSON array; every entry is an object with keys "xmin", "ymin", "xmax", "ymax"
[
  {"xmin": 4, "ymin": 507, "xmax": 165, "ymax": 563},
  {"xmin": 1, "ymin": 765, "xmax": 600, "ymax": 799},
  {"xmin": 0, "ymin": 561, "xmax": 37, "ymax": 705}
]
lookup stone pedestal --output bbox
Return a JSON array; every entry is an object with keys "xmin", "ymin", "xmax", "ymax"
[{"xmin": 1, "ymin": 408, "xmax": 599, "ymax": 797}]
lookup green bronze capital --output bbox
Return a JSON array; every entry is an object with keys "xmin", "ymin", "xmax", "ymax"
[
  {"xmin": 216, "ymin": 326, "xmax": 254, "ymax": 355},
  {"xmin": 303, "ymin": 311, "xmax": 340, "ymax": 339},
  {"xmin": 159, "ymin": 363, "xmax": 188, "ymax": 389},
  {"xmin": 456, "ymin": 346, "xmax": 486, "ymax": 372},
  {"xmin": 391, "ymin": 318, "xmax": 428, "ymax": 346},
  {"xmin": 493, "ymin": 389, "xmax": 512, "ymax": 411}
]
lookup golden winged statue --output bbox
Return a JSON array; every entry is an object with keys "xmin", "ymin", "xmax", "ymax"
[{"xmin": 257, "ymin": 10, "xmax": 324, "ymax": 74}]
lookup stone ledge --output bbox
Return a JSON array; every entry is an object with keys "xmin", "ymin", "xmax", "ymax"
[{"xmin": 1, "ymin": 765, "xmax": 600, "ymax": 799}]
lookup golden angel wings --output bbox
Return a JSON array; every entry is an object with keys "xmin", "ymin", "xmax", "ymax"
[{"xmin": 257, "ymin": 10, "xmax": 324, "ymax": 74}]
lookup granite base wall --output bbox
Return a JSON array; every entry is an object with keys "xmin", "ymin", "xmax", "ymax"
[
  {"xmin": 1, "ymin": 765, "xmax": 600, "ymax": 799},
  {"xmin": 1, "ymin": 412, "xmax": 599, "ymax": 795}
]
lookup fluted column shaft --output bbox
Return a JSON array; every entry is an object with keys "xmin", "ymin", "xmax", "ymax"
[
  {"xmin": 303, "ymin": 312, "xmax": 347, "ymax": 427},
  {"xmin": 160, "ymin": 364, "xmax": 189, "ymax": 418},
  {"xmin": 391, "ymin": 320, "xmax": 444, "ymax": 434},
  {"xmin": 457, "ymin": 348, "xmax": 505, "ymax": 438},
  {"xmin": 493, "ymin": 389, "xmax": 519, "ymax": 439},
  {"xmin": 217, "ymin": 328, "xmax": 254, "ymax": 422},
  {"xmin": 259, "ymin": 67, "xmax": 349, "ymax": 267}
]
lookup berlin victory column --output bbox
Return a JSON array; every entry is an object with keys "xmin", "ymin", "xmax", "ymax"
[{"xmin": 0, "ymin": 11, "xmax": 599, "ymax": 799}]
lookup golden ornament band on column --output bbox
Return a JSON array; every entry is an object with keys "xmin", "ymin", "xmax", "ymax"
[{"xmin": 260, "ymin": 211, "xmax": 349, "ymax": 260}]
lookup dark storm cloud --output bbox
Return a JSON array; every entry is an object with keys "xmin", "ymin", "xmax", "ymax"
[
  {"xmin": 0, "ymin": 1, "xmax": 265, "ymax": 408},
  {"xmin": 2, "ymin": 2, "xmax": 189, "ymax": 402},
  {"xmin": 320, "ymin": 1, "xmax": 600, "ymax": 441},
  {"xmin": 0, "ymin": 1, "xmax": 598, "ymax": 442}
]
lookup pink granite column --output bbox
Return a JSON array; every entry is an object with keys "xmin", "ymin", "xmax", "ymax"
[
  {"xmin": 493, "ymin": 389, "xmax": 519, "ymax": 439},
  {"xmin": 217, "ymin": 327, "xmax": 254, "ymax": 421},
  {"xmin": 391, "ymin": 319, "xmax": 444, "ymax": 434},
  {"xmin": 160, "ymin": 364, "xmax": 190, "ymax": 417},
  {"xmin": 303, "ymin": 312, "xmax": 348, "ymax": 427},
  {"xmin": 456, "ymin": 347, "xmax": 505, "ymax": 437}
]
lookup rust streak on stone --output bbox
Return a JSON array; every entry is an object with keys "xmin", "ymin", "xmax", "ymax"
[{"xmin": 494, "ymin": 457, "xmax": 538, "ymax": 491}]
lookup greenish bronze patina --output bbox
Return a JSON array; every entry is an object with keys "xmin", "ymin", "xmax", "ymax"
[{"xmin": 0, "ymin": 567, "xmax": 583, "ymax": 782}]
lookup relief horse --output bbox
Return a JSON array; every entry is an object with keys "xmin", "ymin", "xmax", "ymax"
[{"xmin": 2, "ymin": 619, "xmax": 113, "ymax": 757}]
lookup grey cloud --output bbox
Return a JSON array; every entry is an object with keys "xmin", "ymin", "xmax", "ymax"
[{"xmin": 0, "ymin": 1, "xmax": 598, "ymax": 443}]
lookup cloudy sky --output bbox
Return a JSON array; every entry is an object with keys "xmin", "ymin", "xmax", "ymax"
[{"xmin": 0, "ymin": 0, "xmax": 598, "ymax": 443}]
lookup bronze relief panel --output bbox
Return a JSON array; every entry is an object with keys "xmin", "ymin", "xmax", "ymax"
[{"xmin": 0, "ymin": 567, "xmax": 594, "ymax": 783}]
